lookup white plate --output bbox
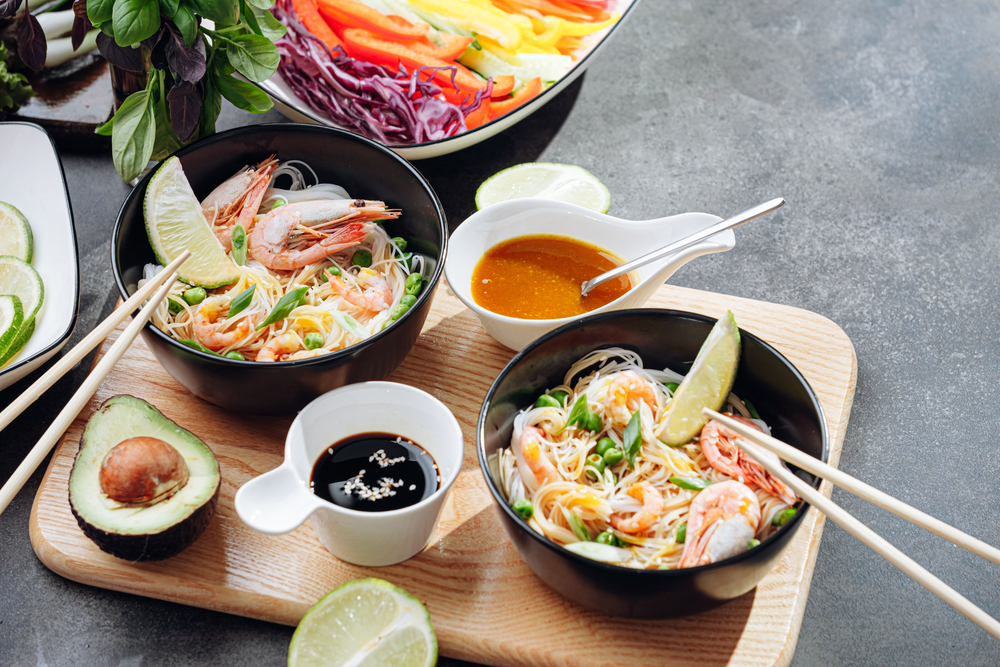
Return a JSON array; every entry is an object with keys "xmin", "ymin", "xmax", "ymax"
[
  {"xmin": 253, "ymin": 0, "xmax": 640, "ymax": 159},
  {"xmin": 0, "ymin": 122, "xmax": 79, "ymax": 391}
]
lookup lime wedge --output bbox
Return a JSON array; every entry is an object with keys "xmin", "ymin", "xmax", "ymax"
[
  {"xmin": 0, "ymin": 202, "xmax": 33, "ymax": 262},
  {"xmin": 289, "ymin": 579, "xmax": 437, "ymax": 667},
  {"xmin": 657, "ymin": 310, "xmax": 742, "ymax": 445},
  {"xmin": 475, "ymin": 162, "xmax": 611, "ymax": 213},
  {"xmin": 0, "ymin": 294, "xmax": 24, "ymax": 358},
  {"xmin": 144, "ymin": 157, "xmax": 240, "ymax": 288}
]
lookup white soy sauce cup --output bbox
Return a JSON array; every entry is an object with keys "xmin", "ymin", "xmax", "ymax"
[{"xmin": 235, "ymin": 382, "xmax": 463, "ymax": 567}]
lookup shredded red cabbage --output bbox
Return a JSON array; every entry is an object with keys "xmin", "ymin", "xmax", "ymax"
[{"xmin": 272, "ymin": 0, "xmax": 491, "ymax": 145}]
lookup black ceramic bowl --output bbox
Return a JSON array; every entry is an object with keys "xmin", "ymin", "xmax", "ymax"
[
  {"xmin": 477, "ymin": 309, "xmax": 828, "ymax": 618},
  {"xmin": 112, "ymin": 124, "xmax": 446, "ymax": 414}
]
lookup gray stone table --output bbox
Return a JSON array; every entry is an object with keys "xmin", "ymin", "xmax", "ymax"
[{"xmin": 3, "ymin": 0, "xmax": 1000, "ymax": 664}]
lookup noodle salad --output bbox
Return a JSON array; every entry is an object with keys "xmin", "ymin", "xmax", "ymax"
[
  {"xmin": 491, "ymin": 348, "xmax": 801, "ymax": 570},
  {"xmin": 144, "ymin": 157, "xmax": 424, "ymax": 362}
]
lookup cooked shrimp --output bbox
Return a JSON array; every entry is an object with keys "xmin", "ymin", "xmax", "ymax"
[
  {"xmin": 698, "ymin": 416, "xmax": 798, "ymax": 505},
  {"xmin": 513, "ymin": 426, "xmax": 560, "ymax": 492},
  {"xmin": 679, "ymin": 480, "xmax": 761, "ymax": 568},
  {"xmin": 201, "ymin": 155, "xmax": 278, "ymax": 251},
  {"xmin": 248, "ymin": 199, "xmax": 398, "ymax": 271},
  {"xmin": 610, "ymin": 482, "xmax": 664, "ymax": 534},
  {"xmin": 192, "ymin": 296, "xmax": 252, "ymax": 351},
  {"xmin": 327, "ymin": 268, "xmax": 393, "ymax": 312},
  {"xmin": 256, "ymin": 332, "xmax": 301, "ymax": 362},
  {"xmin": 605, "ymin": 370, "xmax": 658, "ymax": 425}
]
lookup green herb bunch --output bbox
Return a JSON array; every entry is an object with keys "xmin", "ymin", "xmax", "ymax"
[
  {"xmin": 0, "ymin": 41, "xmax": 32, "ymax": 119},
  {"xmin": 88, "ymin": 0, "xmax": 286, "ymax": 181}
]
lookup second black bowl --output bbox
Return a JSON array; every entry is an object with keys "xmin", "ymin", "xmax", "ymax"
[
  {"xmin": 112, "ymin": 124, "xmax": 446, "ymax": 414},
  {"xmin": 478, "ymin": 308, "xmax": 828, "ymax": 618}
]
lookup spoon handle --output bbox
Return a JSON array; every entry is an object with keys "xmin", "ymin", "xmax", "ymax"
[{"xmin": 580, "ymin": 197, "xmax": 785, "ymax": 296}]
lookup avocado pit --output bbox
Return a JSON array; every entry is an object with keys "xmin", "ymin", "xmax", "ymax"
[{"xmin": 99, "ymin": 436, "xmax": 190, "ymax": 505}]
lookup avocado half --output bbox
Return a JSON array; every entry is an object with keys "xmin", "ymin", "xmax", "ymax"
[{"xmin": 68, "ymin": 395, "xmax": 221, "ymax": 561}]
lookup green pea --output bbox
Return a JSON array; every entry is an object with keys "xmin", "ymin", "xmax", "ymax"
[
  {"xmin": 535, "ymin": 394, "xmax": 561, "ymax": 409},
  {"xmin": 550, "ymin": 390, "xmax": 568, "ymax": 406},
  {"xmin": 400, "ymin": 294, "xmax": 417, "ymax": 309},
  {"xmin": 512, "ymin": 499, "xmax": 533, "ymax": 520},
  {"xmin": 404, "ymin": 272, "xmax": 423, "ymax": 295},
  {"xmin": 322, "ymin": 265, "xmax": 342, "ymax": 282},
  {"xmin": 658, "ymin": 565, "xmax": 670, "ymax": 570},
  {"xmin": 167, "ymin": 297, "xmax": 184, "ymax": 314},
  {"xmin": 676, "ymin": 522, "xmax": 687, "ymax": 544},
  {"xmin": 666, "ymin": 382, "xmax": 679, "ymax": 393},
  {"xmin": 224, "ymin": 351, "xmax": 245, "ymax": 361},
  {"xmin": 596, "ymin": 531, "xmax": 617, "ymax": 546},
  {"xmin": 595, "ymin": 437, "xmax": 616, "ymax": 457},
  {"xmin": 391, "ymin": 237, "xmax": 407, "ymax": 253},
  {"xmin": 304, "ymin": 332, "xmax": 324, "ymax": 350},
  {"xmin": 183, "ymin": 287, "xmax": 206, "ymax": 305},
  {"xmin": 772, "ymin": 508, "xmax": 797, "ymax": 527},
  {"xmin": 351, "ymin": 249, "xmax": 373, "ymax": 267},
  {"xmin": 748, "ymin": 539, "xmax": 761, "ymax": 549},
  {"xmin": 583, "ymin": 411, "xmax": 603, "ymax": 432},
  {"xmin": 602, "ymin": 447, "xmax": 624, "ymax": 467},
  {"xmin": 584, "ymin": 453, "xmax": 606, "ymax": 480},
  {"xmin": 390, "ymin": 302, "xmax": 409, "ymax": 321}
]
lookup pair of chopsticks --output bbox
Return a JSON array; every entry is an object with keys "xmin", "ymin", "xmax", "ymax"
[
  {"xmin": 0, "ymin": 251, "xmax": 190, "ymax": 517},
  {"xmin": 703, "ymin": 408, "xmax": 1000, "ymax": 641}
]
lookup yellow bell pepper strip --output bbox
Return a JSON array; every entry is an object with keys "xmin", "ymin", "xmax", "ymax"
[
  {"xmin": 488, "ymin": 76, "xmax": 541, "ymax": 120},
  {"xmin": 317, "ymin": 0, "xmax": 431, "ymax": 41},
  {"xmin": 409, "ymin": 0, "xmax": 523, "ymax": 49},
  {"xmin": 292, "ymin": 0, "xmax": 344, "ymax": 50},
  {"xmin": 409, "ymin": 32, "xmax": 476, "ymax": 60}
]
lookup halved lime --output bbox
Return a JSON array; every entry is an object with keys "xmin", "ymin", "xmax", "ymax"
[
  {"xmin": 0, "ymin": 202, "xmax": 33, "ymax": 262},
  {"xmin": 657, "ymin": 310, "xmax": 742, "ymax": 445},
  {"xmin": 288, "ymin": 578, "xmax": 437, "ymax": 667},
  {"xmin": 144, "ymin": 157, "xmax": 240, "ymax": 288},
  {"xmin": 0, "ymin": 294, "xmax": 24, "ymax": 359},
  {"xmin": 475, "ymin": 162, "xmax": 611, "ymax": 213}
]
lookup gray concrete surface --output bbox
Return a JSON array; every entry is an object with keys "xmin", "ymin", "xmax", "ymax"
[{"xmin": 3, "ymin": 0, "xmax": 1000, "ymax": 664}]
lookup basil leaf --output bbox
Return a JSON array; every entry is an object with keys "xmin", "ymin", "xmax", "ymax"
[
  {"xmin": 0, "ymin": 1, "xmax": 23, "ymax": 19},
  {"xmin": 111, "ymin": 89, "xmax": 156, "ymax": 182},
  {"xmin": 179, "ymin": 339, "xmax": 219, "ymax": 355},
  {"xmin": 245, "ymin": 2, "xmax": 286, "ymax": 40},
  {"xmin": 95, "ymin": 116, "xmax": 114, "ymax": 136},
  {"xmin": 214, "ymin": 71, "xmax": 272, "ymax": 112},
  {"xmin": 669, "ymin": 476, "xmax": 716, "ymax": 491},
  {"xmin": 160, "ymin": 0, "xmax": 180, "ymax": 16},
  {"xmin": 197, "ymin": 74, "xmax": 222, "ymax": 138},
  {"xmin": 228, "ymin": 283, "xmax": 255, "ymax": 317},
  {"xmin": 113, "ymin": 0, "xmax": 161, "ymax": 47},
  {"xmin": 71, "ymin": 12, "xmax": 93, "ymax": 51},
  {"xmin": 165, "ymin": 23, "xmax": 206, "ymax": 82},
  {"xmin": 87, "ymin": 0, "xmax": 113, "ymax": 24},
  {"xmin": 244, "ymin": 0, "xmax": 273, "ymax": 9},
  {"xmin": 225, "ymin": 34, "xmax": 279, "ymax": 82},
  {"xmin": 97, "ymin": 32, "xmax": 146, "ymax": 72},
  {"xmin": 230, "ymin": 225, "xmax": 248, "ymax": 266},
  {"xmin": 172, "ymin": 6, "xmax": 197, "ymax": 46},
  {"xmin": 257, "ymin": 286, "xmax": 308, "ymax": 330},
  {"xmin": 185, "ymin": 0, "xmax": 239, "ymax": 26},
  {"xmin": 16, "ymin": 12, "xmax": 47, "ymax": 72},
  {"xmin": 557, "ymin": 394, "xmax": 588, "ymax": 434},
  {"xmin": 167, "ymin": 80, "xmax": 201, "ymax": 142},
  {"xmin": 623, "ymin": 409, "xmax": 642, "ymax": 469}
]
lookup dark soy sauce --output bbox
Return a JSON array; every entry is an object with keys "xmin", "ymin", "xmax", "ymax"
[{"xmin": 310, "ymin": 433, "xmax": 439, "ymax": 512}]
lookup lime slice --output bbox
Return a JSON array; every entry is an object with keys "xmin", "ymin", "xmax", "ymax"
[
  {"xmin": 475, "ymin": 162, "xmax": 611, "ymax": 213},
  {"xmin": 289, "ymin": 578, "xmax": 437, "ymax": 667},
  {"xmin": 0, "ymin": 256, "xmax": 43, "ymax": 325},
  {"xmin": 0, "ymin": 316, "xmax": 34, "ymax": 367},
  {"xmin": 0, "ymin": 294, "xmax": 24, "ymax": 358},
  {"xmin": 657, "ymin": 310, "xmax": 742, "ymax": 445},
  {"xmin": 0, "ymin": 202, "xmax": 33, "ymax": 262},
  {"xmin": 144, "ymin": 157, "xmax": 240, "ymax": 289}
]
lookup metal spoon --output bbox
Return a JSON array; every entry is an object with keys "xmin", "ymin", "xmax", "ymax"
[{"xmin": 580, "ymin": 197, "xmax": 785, "ymax": 296}]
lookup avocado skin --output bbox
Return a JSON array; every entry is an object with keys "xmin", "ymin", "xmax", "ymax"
[{"xmin": 68, "ymin": 395, "xmax": 221, "ymax": 562}]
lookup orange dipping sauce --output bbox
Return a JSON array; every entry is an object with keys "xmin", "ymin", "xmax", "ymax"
[{"xmin": 471, "ymin": 234, "xmax": 632, "ymax": 320}]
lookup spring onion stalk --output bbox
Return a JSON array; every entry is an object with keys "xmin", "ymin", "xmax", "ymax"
[
  {"xmin": 36, "ymin": 9, "xmax": 74, "ymax": 40},
  {"xmin": 45, "ymin": 31, "xmax": 99, "ymax": 68}
]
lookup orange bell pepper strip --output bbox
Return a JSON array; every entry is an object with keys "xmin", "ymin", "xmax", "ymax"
[
  {"xmin": 317, "ymin": 0, "xmax": 430, "ymax": 41},
  {"xmin": 292, "ymin": 0, "xmax": 343, "ymax": 50},
  {"xmin": 408, "ymin": 33, "xmax": 476, "ymax": 61},
  {"xmin": 464, "ymin": 98, "xmax": 492, "ymax": 130},
  {"xmin": 488, "ymin": 77, "xmax": 542, "ymax": 120}
]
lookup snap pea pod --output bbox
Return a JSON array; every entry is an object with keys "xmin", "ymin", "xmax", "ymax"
[{"xmin": 257, "ymin": 286, "xmax": 309, "ymax": 330}]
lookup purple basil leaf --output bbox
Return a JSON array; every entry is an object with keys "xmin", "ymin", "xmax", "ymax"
[
  {"xmin": 17, "ymin": 12, "xmax": 46, "ymax": 72},
  {"xmin": 150, "ymin": 28, "xmax": 169, "ymax": 70},
  {"xmin": 0, "ymin": 0, "xmax": 22, "ymax": 19},
  {"xmin": 165, "ymin": 23, "xmax": 205, "ymax": 83},
  {"xmin": 167, "ymin": 80, "xmax": 201, "ymax": 142},
  {"xmin": 73, "ymin": 0, "xmax": 88, "ymax": 19},
  {"xmin": 97, "ymin": 31, "xmax": 145, "ymax": 72},
  {"xmin": 71, "ymin": 13, "xmax": 94, "ymax": 51}
]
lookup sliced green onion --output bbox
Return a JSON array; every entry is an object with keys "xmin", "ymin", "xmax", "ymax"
[
  {"xmin": 772, "ymin": 508, "xmax": 797, "ymax": 527},
  {"xmin": 563, "ymin": 542, "xmax": 631, "ymax": 563},
  {"xmin": 669, "ymin": 476, "xmax": 715, "ymax": 491},
  {"xmin": 231, "ymin": 225, "xmax": 247, "ymax": 266},
  {"xmin": 565, "ymin": 510, "xmax": 591, "ymax": 542},
  {"xmin": 623, "ymin": 409, "xmax": 642, "ymax": 469},
  {"xmin": 228, "ymin": 284, "xmax": 255, "ymax": 318},
  {"xmin": 676, "ymin": 522, "xmax": 687, "ymax": 543},
  {"xmin": 329, "ymin": 310, "xmax": 367, "ymax": 340},
  {"xmin": 178, "ymin": 339, "xmax": 218, "ymax": 355},
  {"xmin": 256, "ymin": 286, "xmax": 308, "ymax": 330},
  {"xmin": 748, "ymin": 538, "xmax": 761, "ymax": 549}
]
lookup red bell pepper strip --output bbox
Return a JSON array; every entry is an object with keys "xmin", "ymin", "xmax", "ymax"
[
  {"xmin": 317, "ymin": 0, "xmax": 430, "ymax": 41},
  {"xmin": 291, "ymin": 0, "xmax": 343, "ymax": 49},
  {"xmin": 408, "ymin": 33, "xmax": 476, "ymax": 60},
  {"xmin": 464, "ymin": 98, "xmax": 492, "ymax": 130},
  {"xmin": 488, "ymin": 76, "xmax": 542, "ymax": 120}
]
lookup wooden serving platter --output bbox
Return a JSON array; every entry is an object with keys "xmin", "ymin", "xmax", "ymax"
[{"xmin": 30, "ymin": 282, "xmax": 857, "ymax": 667}]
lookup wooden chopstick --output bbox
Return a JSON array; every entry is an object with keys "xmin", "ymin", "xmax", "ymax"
[
  {"xmin": 702, "ymin": 408, "xmax": 1000, "ymax": 641},
  {"xmin": 0, "ymin": 267, "xmax": 184, "ymax": 517},
  {"xmin": 0, "ymin": 250, "xmax": 191, "ymax": 434},
  {"xmin": 704, "ymin": 409, "xmax": 1000, "ymax": 567}
]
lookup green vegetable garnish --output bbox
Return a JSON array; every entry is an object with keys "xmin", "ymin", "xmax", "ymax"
[
  {"xmin": 228, "ymin": 284, "xmax": 256, "ymax": 318},
  {"xmin": 512, "ymin": 499, "xmax": 533, "ymax": 520},
  {"xmin": 167, "ymin": 298, "xmax": 184, "ymax": 314},
  {"xmin": 390, "ymin": 302, "xmax": 409, "ymax": 320},
  {"xmin": 391, "ymin": 237, "xmax": 408, "ymax": 253},
  {"xmin": 351, "ymin": 249, "xmax": 373, "ymax": 267},
  {"xmin": 602, "ymin": 448, "xmax": 624, "ymax": 466},
  {"xmin": 582, "ymin": 412, "xmax": 602, "ymax": 432},
  {"xmin": 183, "ymin": 287, "xmax": 207, "ymax": 305},
  {"xmin": 669, "ymin": 476, "xmax": 715, "ymax": 491},
  {"xmin": 596, "ymin": 531, "xmax": 618, "ymax": 546},
  {"xmin": 550, "ymin": 390, "xmax": 568, "ymax": 406},
  {"xmin": 224, "ymin": 351, "xmax": 245, "ymax": 361},
  {"xmin": 257, "ymin": 286, "xmax": 308, "ymax": 330},
  {"xmin": 666, "ymin": 382, "xmax": 679, "ymax": 393},
  {"xmin": 404, "ymin": 272, "xmax": 423, "ymax": 295},
  {"xmin": 323, "ymin": 265, "xmax": 342, "ymax": 281},
  {"xmin": 595, "ymin": 437, "xmax": 616, "ymax": 457},
  {"xmin": 304, "ymin": 332, "xmax": 324, "ymax": 350},
  {"xmin": 772, "ymin": 508, "xmax": 797, "ymax": 527},
  {"xmin": 231, "ymin": 225, "xmax": 247, "ymax": 266},
  {"xmin": 566, "ymin": 510, "xmax": 591, "ymax": 542},
  {"xmin": 558, "ymin": 394, "xmax": 589, "ymax": 434},
  {"xmin": 748, "ymin": 539, "xmax": 761, "ymax": 549},
  {"xmin": 535, "ymin": 394, "xmax": 561, "ymax": 409},
  {"xmin": 178, "ymin": 339, "xmax": 218, "ymax": 355},
  {"xmin": 676, "ymin": 522, "xmax": 687, "ymax": 543},
  {"xmin": 622, "ymin": 409, "xmax": 642, "ymax": 469},
  {"xmin": 584, "ymin": 453, "xmax": 606, "ymax": 480},
  {"xmin": 744, "ymin": 398, "xmax": 762, "ymax": 420},
  {"xmin": 400, "ymin": 294, "xmax": 417, "ymax": 309}
]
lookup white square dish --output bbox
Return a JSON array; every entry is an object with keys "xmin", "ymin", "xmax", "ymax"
[{"xmin": 0, "ymin": 122, "xmax": 79, "ymax": 391}]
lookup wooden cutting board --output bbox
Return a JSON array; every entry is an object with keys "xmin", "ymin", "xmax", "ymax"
[{"xmin": 30, "ymin": 282, "xmax": 857, "ymax": 667}]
